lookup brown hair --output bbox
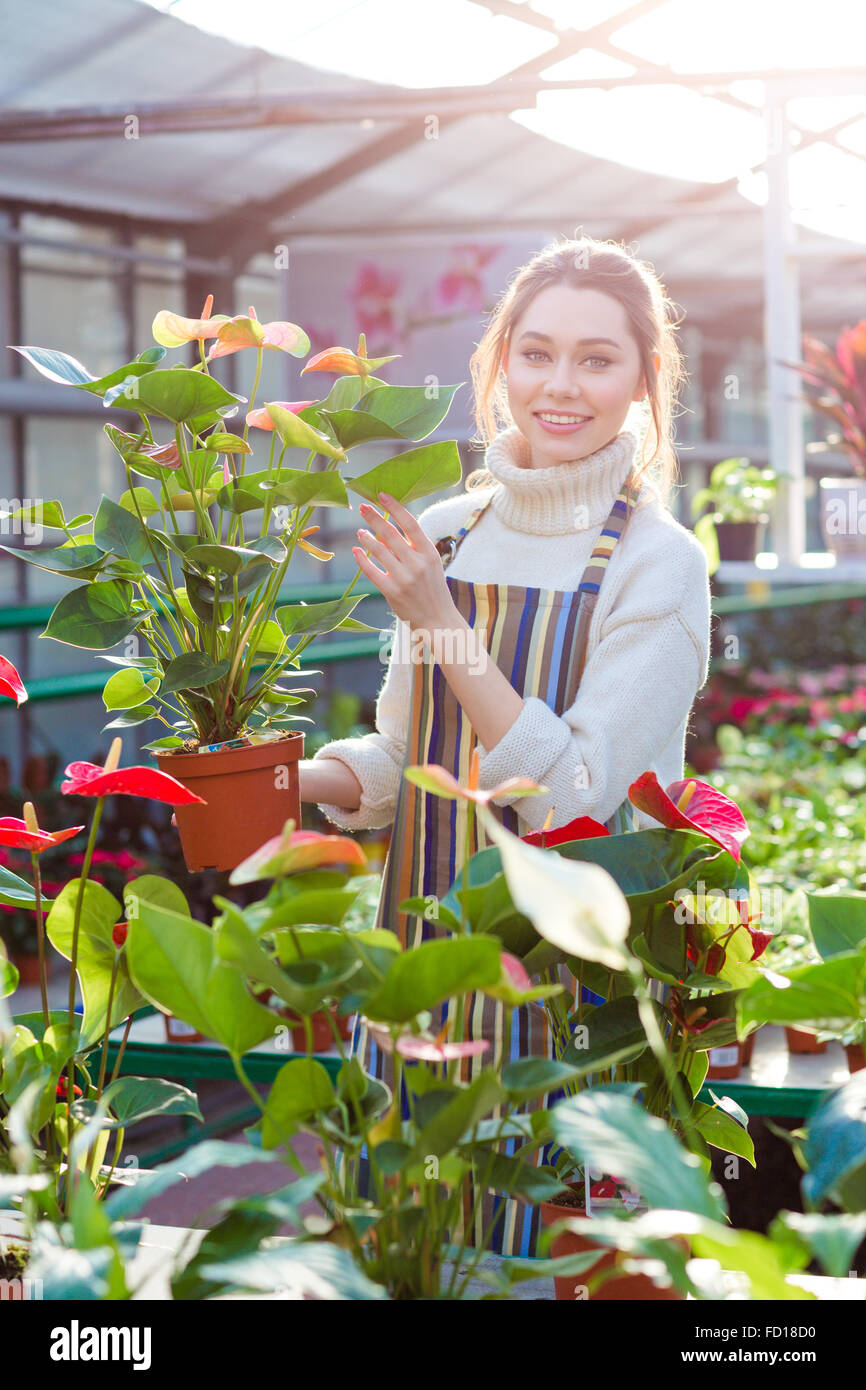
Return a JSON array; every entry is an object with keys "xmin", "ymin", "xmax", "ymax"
[{"xmin": 465, "ymin": 233, "xmax": 687, "ymax": 506}]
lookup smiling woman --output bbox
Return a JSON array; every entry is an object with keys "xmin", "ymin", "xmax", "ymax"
[{"xmin": 304, "ymin": 233, "xmax": 711, "ymax": 1256}]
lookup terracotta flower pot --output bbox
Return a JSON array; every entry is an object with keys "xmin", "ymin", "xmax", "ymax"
[
  {"xmin": 163, "ymin": 1013, "xmax": 206, "ymax": 1044},
  {"xmin": 845, "ymin": 1043, "xmax": 866, "ymax": 1073},
  {"xmin": 705, "ymin": 1042, "xmax": 743, "ymax": 1080},
  {"xmin": 156, "ymin": 731, "xmax": 304, "ymax": 872},
  {"xmin": 741, "ymin": 1031, "xmax": 757, "ymax": 1066},
  {"xmin": 785, "ymin": 1027, "xmax": 827, "ymax": 1055},
  {"xmin": 538, "ymin": 1184, "xmax": 684, "ymax": 1301},
  {"xmin": 288, "ymin": 1009, "xmax": 337, "ymax": 1054}
]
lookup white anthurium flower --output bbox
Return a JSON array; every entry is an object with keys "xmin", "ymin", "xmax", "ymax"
[{"xmin": 476, "ymin": 804, "xmax": 632, "ymax": 972}]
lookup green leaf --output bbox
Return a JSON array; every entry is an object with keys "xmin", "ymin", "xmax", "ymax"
[
  {"xmin": 807, "ymin": 890, "xmax": 866, "ymax": 960},
  {"xmin": 560, "ymin": 996, "xmax": 650, "ymax": 1076},
  {"xmin": 193, "ymin": 1242, "xmax": 388, "ymax": 1300},
  {"xmin": 362, "ymin": 936, "xmax": 503, "ymax": 1024},
  {"xmin": 692, "ymin": 1103, "xmax": 756, "ymax": 1165},
  {"xmin": 408, "ymin": 1071, "xmax": 504, "ymax": 1163},
  {"xmin": 160, "ymin": 652, "xmax": 230, "ymax": 695},
  {"xmin": 42, "ymin": 580, "xmax": 147, "ymax": 650},
  {"xmin": 1, "ymin": 542, "xmax": 106, "ymax": 578},
  {"xmin": 550, "ymin": 1089, "xmax": 727, "ymax": 1221},
  {"xmin": 103, "ymin": 705, "xmax": 157, "ymax": 729},
  {"xmin": 262, "ymin": 468, "xmax": 350, "ymax": 511},
  {"xmin": 93, "ymin": 496, "xmax": 152, "ymax": 564},
  {"xmin": 101, "ymin": 1076, "xmax": 203, "ymax": 1130},
  {"xmin": 45, "ymin": 879, "xmax": 145, "ymax": 1047},
  {"xmin": 276, "ymin": 594, "xmax": 365, "ymax": 638},
  {"xmin": 736, "ymin": 951, "xmax": 866, "ymax": 1032},
  {"xmin": 344, "ymin": 441, "xmax": 462, "ymax": 507},
  {"xmin": 479, "ymin": 1153, "xmax": 568, "ymax": 1204},
  {"xmin": 125, "ymin": 895, "xmax": 277, "ymax": 1056},
  {"xmin": 119, "ymin": 487, "xmax": 161, "ymax": 518},
  {"xmin": 501, "ymin": 1057, "xmax": 587, "ymax": 1103},
  {"xmin": 120, "ymin": 369, "xmax": 244, "ymax": 423},
  {"xmin": 266, "ymin": 403, "xmax": 347, "ymax": 460},
  {"xmin": 0, "ymin": 865, "xmax": 40, "ymax": 909},
  {"xmin": 11, "ymin": 345, "xmax": 95, "ymax": 385},
  {"xmin": 261, "ymin": 1058, "xmax": 336, "ymax": 1147},
  {"xmin": 323, "ymin": 382, "xmax": 464, "ymax": 448},
  {"xmin": 102, "ymin": 667, "xmax": 159, "ymax": 711}
]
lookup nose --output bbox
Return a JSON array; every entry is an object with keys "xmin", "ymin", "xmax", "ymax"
[{"xmin": 544, "ymin": 358, "xmax": 581, "ymax": 398}]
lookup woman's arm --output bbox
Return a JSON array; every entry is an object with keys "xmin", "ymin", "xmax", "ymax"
[{"xmin": 299, "ymin": 757, "xmax": 363, "ymax": 811}]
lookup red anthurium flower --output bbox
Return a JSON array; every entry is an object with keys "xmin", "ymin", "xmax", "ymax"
[
  {"xmin": 61, "ymin": 737, "xmax": 204, "ymax": 806},
  {"xmin": 207, "ymin": 308, "xmax": 309, "ymax": 361},
  {"xmin": 501, "ymin": 953, "xmax": 532, "ymax": 993},
  {"xmin": 246, "ymin": 401, "xmax": 317, "ymax": 430},
  {"xmin": 522, "ymin": 811, "xmax": 609, "ymax": 849},
  {"xmin": 300, "ymin": 332, "xmax": 399, "ymax": 378},
  {"xmin": 0, "ymin": 655, "xmax": 27, "ymax": 706},
  {"xmin": 112, "ymin": 922, "xmax": 128, "ymax": 949},
  {"xmin": 735, "ymin": 897, "xmax": 772, "ymax": 962},
  {"xmin": 56, "ymin": 1077, "xmax": 83, "ymax": 1099},
  {"xmin": 628, "ymin": 771, "xmax": 749, "ymax": 863},
  {"xmin": 590, "ymin": 1180, "xmax": 619, "ymax": 1199},
  {"xmin": 0, "ymin": 816, "xmax": 84, "ymax": 854},
  {"xmin": 669, "ymin": 991, "xmax": 716, "ymax": 1035}
]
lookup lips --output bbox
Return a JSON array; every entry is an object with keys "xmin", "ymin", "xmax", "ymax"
[{"xmin": 534, "ymin": 412, "xmax": 592, "ymax": 422}]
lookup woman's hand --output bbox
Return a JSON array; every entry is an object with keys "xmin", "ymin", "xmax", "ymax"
[{"xmin": 353, "ymin": 491, "xmax": 457, "ymax": 633}]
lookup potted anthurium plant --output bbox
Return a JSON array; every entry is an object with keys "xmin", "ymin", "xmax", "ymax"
[
  {"xmin": 8, "ymin": 304, "xmax": 464, "ymax": 871},
  {"xmin": 784, "ymin": 324, "xmax": 866, "ymax": 562},
  {"xmin": 0, "ymin": 655, "xmax": 206, "ymax": 1286},
  {"xmin": 690, "ymin": 456, "xmax": 781, "ymax": 570},
  {"xmin": 399, "ymin": 759, "xmax": 769, "ymax": 1298}
]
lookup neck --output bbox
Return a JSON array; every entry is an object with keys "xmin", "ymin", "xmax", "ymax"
[{"xmin": 482, "ymin": 424, "xmax": 640, "ymax": 536}]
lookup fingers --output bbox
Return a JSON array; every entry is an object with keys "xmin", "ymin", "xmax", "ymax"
[{"xmin": 358, "ymin": 501, "xmax": 413, "ymax": 560}]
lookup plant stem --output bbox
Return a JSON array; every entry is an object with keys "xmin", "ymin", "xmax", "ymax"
[{"xmin": 30, "ymin": 850, "xmax": 50, "ymax": 1029}]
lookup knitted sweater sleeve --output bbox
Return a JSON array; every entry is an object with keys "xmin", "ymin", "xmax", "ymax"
[
  {"xmin": 473, "ymin": 535, "xmax": 711, "ymax": 831},
  {"xmin": 311, "ymin": 615, "xmax": 412, "ymax": 830}
]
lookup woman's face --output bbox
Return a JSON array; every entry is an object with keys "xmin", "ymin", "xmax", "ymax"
[{"xmin": 502, "ymin": 284, "xmax": 651, "ymax": 468}]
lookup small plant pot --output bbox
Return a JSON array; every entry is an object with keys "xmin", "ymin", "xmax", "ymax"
[
  {"xmin": 10, "ymin": 953, "xmax": 42, "ymax": 987},
  {"xmin": 715, "ymin": 519, "xmax": 766, "ymax": 563},
  {"xmin": 287, "ymin": 1009, "xmax": 337, "ymax": 1054},
  {"xmin": 741, "ymin": 1031, "xmax": 757, "ymax": 1067},
  {"xmin": 163, "ymin": 1013, "xmax": 206, "ymax": 1044},
  {"xmin": 156, "ymin": 731, "xmax": 304, "ymax": 873},
  {"xmin": 705, "ymin": 1043, "xmax": 743, "ymax": 1080},
  {"xmin": 819, "ymin": 477, "xmax": 866, "ymax": 560},
  {"xmin": 845, "ymin": 1044, "xmax": 866, "ymax": 1074},
  {"xmin": 538, "ymin": 1184, "xmax": 684, "ymax": 1301},
  {"xmin": 785, "ymin": 1027, "xmax": 827, "ymax": 1055}
]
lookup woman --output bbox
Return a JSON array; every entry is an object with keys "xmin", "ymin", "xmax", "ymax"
[{"xmin": 298, "ymin": 234, "xmax": 711, "ymax": 1256}]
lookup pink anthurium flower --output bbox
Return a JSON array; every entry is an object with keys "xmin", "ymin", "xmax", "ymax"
[
  {"xmin": 405, "ymin": 747, "xmax": 547, "ymax": 807},
  {"xmin": 500, "ymin": 953, "xmax": 532, "ymax": 993},
  {"xmin": 0, "ymin": 812, "xmax": 84, "ymax": 854},
  {"xmin": 300, "ymin": 332, "xmax": 399, "ymax": 378},
  {"xmin": 151, "ymin": 293, "xmax": 229, "ymax": 349},
  {"xmin": 521, "ymin": 811, "xmax": 608, "ymax": 848},
  {"xmin": 61, "ymin": 738, "xmax": 204, "ymax": 806},
  {"xmin": 361, "ymin": 1017, "xmax": 489, "ymax": 1063},
  {"xmin": 0, "ymin": 655, "xmax": 27, "ymax": 706},
  {"xmin": 628, "ymin": 771, "xmax": 749, "ymax": 863},
  {"xmin": 207, "ymin": 308, "xmax": 308, "ymax": 361},
  {"xmin": 246, "ymin": 401, "xmax": 317, "ymax": 430},
  {"xmin": 230, "ymin": 818, "xmax": 367, "ymax": 884}
]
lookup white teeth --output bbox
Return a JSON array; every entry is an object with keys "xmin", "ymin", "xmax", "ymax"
[{"xmin": 537, "ymin": 413, "xmax": 589, "ymax": 424}]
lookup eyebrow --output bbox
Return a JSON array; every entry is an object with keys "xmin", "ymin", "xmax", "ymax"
[{"xmin": 516, "ymin": 331, "xmax": 622, "ymax": 349}]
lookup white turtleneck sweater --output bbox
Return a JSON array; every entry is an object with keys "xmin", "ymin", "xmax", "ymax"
[{"xmin": 312, "ymin": 424, "xmax": 711, "ymax": 834}]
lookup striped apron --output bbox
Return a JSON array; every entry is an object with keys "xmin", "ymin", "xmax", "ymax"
[{"xmin": 351, "ymin": 473, "xmax": 642, "ymax": 1258}]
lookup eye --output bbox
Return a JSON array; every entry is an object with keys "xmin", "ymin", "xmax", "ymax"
[
  {"xmin": 586, "ymin": 356, "xmax": 612, "ymax": 368},
  {"xmin": 522, "ymin": 349, "xmax": 549, "ymax": 362}
]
